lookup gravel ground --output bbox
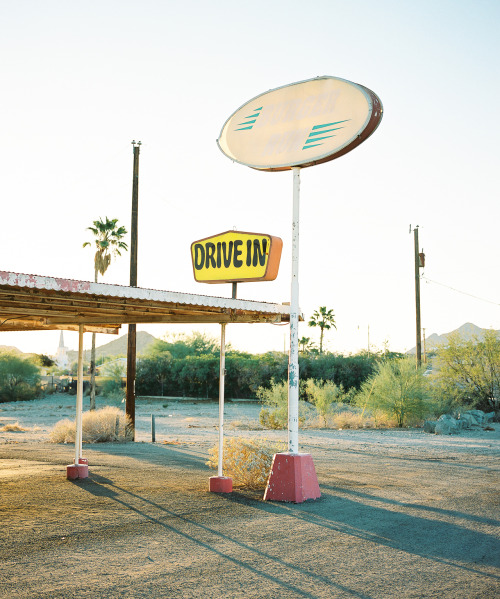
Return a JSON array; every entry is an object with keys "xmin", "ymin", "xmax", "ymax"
[{"xmin": 1, "ymin": 395, "xmax": 499, "ymax": 598}]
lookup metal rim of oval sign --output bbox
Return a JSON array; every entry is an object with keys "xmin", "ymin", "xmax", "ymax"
[
  {"xmin": 191, "ymin": 230, "xmax": 283, "ymax": 284},
  {"xmin": 217, "ymin": 76, "xmax": 383, "ymax": 172}
]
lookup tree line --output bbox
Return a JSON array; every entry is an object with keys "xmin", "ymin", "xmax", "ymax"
[
  {"xmin": 1, "ymin": 330, "xmax": 499, "ymax": 428},
  {"xmin": 135, "ymin": 341, "xmax": 382, "ymax": 400}
]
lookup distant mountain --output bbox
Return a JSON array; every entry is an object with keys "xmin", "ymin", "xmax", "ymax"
[
  {"xmin": 67, "ymin": 331, "xmax": 158, "ymax": 363},
  {"xmin": 407, "ymin": 323, "xmax": 499, "ymax": 354},
  {"xmin": 0, "ymin": 345, "xmax": 26, "ymax": 355}
]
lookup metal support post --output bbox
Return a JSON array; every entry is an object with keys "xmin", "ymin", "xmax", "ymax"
[
  {"xmin": 288, "ymin": 167, "xmax": 300, "ymax": 454},
  {"xmin": 264, "ymin": 166, "xmax": 320, "ymax": 502},
  {"xmin": 218, "ymin": 323, "xmax": 226, "ymax": 477},
  {"xmin": 75, "ymin": 324, "xmax": 84, "ymax": 464}
]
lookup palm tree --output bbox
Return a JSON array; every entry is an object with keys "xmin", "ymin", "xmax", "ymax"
[
  {"xmin": 83, "ymin": 217, "xmax": 128, "ymax": 410},
  {"xmin": 298, "ymin": 336, "xmax": 312, "ymax": 353},
  {"xmin": 308, "ymin": 307, "xmax": 336, "ymax": 354}
]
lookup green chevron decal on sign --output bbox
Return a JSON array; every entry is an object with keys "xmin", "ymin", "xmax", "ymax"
[
  {"xmin": 235, "ymin": 107, "xmax": 263, "ymax": 131},
  {"xmin": 302, "ymin": 120, "xmax": 351, "ymax": 150}
]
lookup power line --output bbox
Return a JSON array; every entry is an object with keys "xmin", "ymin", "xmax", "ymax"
[{"xmin": 422, "ymin": 276, "xmax": 499, "ymax": 307}]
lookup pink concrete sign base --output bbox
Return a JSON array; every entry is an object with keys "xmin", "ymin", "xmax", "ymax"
[
  {"xmin": 209, "ymin": 476, "xmax": 233, "ymax": 493},
  {"xmin": 66, "ymin": 463, "xmax": 89, "ymax": 480},
  {"xmin": 264, "ymin": 453, "xmax": 321, "ymax": 503}
]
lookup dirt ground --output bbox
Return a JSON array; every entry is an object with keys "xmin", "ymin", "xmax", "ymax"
[{"xmin": 1, "ymin": 396, "xmax": 499, "ymax": 598}]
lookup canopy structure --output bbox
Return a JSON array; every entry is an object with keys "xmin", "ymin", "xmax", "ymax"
[
  {"xmin": 0, "ymin": 271, "xmax": 292, "ymax": 333},
  {"xmin": 0, "ymin": 270, "xmax": 294, "ymax": 480}
]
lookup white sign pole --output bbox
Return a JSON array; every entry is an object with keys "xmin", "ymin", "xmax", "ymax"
[
  {"xmin": 218, "ymin": 322, "xmax": 226, "ymax": 476},
  {"xmin": 288, "ymin": 167, "xmax": 300, "ymax": 454},
  {"xmin": 75, "ymin": 324, "xmax": 84, "ymax": 464}
]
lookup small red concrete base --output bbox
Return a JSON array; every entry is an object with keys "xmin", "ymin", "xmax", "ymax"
[
  {"xmin": 66, "ymin": 464, "xmax": 89, "ymax": 480},
  {"xmin": 209, "ymin": 476, "xmax": 233, "ymax": 493},
  {"xmin": 74, "ymin": 457, "xmax": 88, "ymax": 465},
  {"xmin": 264, "ymin": 453, "xmax": 321, "ymax": 503}
]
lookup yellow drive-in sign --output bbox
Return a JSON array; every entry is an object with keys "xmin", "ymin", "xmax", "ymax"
[{"xmin": 191, "ymin": 230, "xmax": 282, "ymax": 283}]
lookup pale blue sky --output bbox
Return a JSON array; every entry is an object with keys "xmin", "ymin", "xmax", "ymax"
[{"xmin": 1, "ymin": 0, "xmax": 499, "ymax": 356}]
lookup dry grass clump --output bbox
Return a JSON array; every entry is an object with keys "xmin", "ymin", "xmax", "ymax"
[
  {"xmin": 0, "ymin": 421, "xmax": 30, "ymax": 432},
  {"xmin": 226, "ymin": 418, "xmax": 263, "ymax": 430},
  {"xmin": 332, "ymin": 412, "xmax": 369, "ymax": 429},
  {"xmin": 50, "ymin": 406, "xmax": 133, "ymax": 443},
  {"xmin": 371, "ymin": 410, "xmax": 398, "ymax": 428},
  {"xmin": 329, "ymin": 409, "xmax": 398, "ymax": 429},
  {"xmin": 207, "ymin": 437, "xmax": 287, "ymax": 490}
]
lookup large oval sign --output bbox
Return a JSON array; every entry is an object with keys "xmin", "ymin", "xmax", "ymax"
[{"xmin": 217, "ymin": 76, "xmax": 383, "ymax": 172}]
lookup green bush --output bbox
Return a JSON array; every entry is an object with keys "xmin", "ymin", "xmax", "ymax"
[
  {"xmin": 355, "ymin": 357, "xmax": 432, "ymax": 427},
  {"xmin": 256, "ymin": 379, "xmax": 313, "ymax": 429},
  {"xmin": 303, "ymin": 379, "xmax": 356, "ymax": 426},
  {"xmin": 259, "ymin": 407, "xmax": 286, "ymax": 430},
  {"xmin": 256, "ymin": 380, "xmax": 288, "ymax": 429},
  {"xmin": 0, "ymin": 353, "xmax": 41, "ymax": 402},
  {"xmin": 100, "ymin": 361, "xmax": 125, "ymax": 398},
  {"xmin": 430, "ymin": 330, "xmax": 500, "ymax": 412}
]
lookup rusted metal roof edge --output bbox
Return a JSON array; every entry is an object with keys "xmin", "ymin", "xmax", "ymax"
[{"xmin": 0, "ymin": 271, "xmax": 292, "ymax": 316}]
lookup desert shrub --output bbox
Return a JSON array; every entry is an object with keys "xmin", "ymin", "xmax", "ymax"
[
  {"xmin": 256, "ymin": 380, "xmax": 313, "ymax": 429},
  {"xmin": 332, "ymin": 411, "xmax": 369, "ymax": 429},
  {"xmin": 257, "ymin": 380, "xmax": 288, "ymax": 428},
  {"xmin": 259, "ymin": 408, "xmax": 286, "ymax": 430},
  {"xmin": 330, "ymin": 409, "xmax": 397, "ymax": 429},
  {"xmin": 371, "ymin": 409, "xmax": 398, "ymax": 428},
  {"xmin": 207, "ymin": 437, "xmax": 287, "ymax": 489},
  {"xmin": 50, "ymin": 406, "xmax": 133, "ymax": 443},
  {"xmin": 430, "ymin": 330, "xmax": 500, "ymax": 412},
  {"xmin": 303, "ymin": 379, "xmax": 356, "ymax": 426},
  {"xmin": 100, "ymin": 361, "xmax": 125, "ymax": 398},
  {"xmin": 0, "ymin": 353, "xmax": 41, "ymax": 403},
  {"xmin": 0, "ymin": 421, "xmax": 30, "ymax": 432},
  {"xmin": 355, "ymin": 357, "xmax": 432, "ymax": 427}
]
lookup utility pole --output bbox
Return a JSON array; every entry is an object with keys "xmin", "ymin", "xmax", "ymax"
[
  {"xmin": 126, "ymin": 140, "xmax": 141, "ymax": 438},
  {"xmin": 423, "ymin": 328, "xmax": 427, "ymax": 364},
  {"xmin": 414, "ymin": 226, "xmax": 422, "ymax": 367}
]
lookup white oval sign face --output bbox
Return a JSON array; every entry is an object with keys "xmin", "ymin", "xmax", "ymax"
[{"xmin": 217, "ymin": 76, "xmax": 383, "ymax": 171}]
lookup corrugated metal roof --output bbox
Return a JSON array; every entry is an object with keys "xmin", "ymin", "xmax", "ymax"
[{"xmin": 0, "ymin": 270, "xmax": 293, "ymax": 333}]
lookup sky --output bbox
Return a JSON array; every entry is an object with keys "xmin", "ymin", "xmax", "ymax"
[{"xmin": 1, "ymin": 0, "xmax": 499, "ymax": 357}]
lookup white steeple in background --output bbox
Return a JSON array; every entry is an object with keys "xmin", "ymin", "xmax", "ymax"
[{"xmin": 55, "ymin": 331, "xmax": 69, "ymax": 370}]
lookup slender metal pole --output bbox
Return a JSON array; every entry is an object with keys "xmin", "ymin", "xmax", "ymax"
[
  {"xmin": 218, "ymin": 323, "xmax": 226, "ymax": 477},
  {"xmin": 414, "ymin": 227, "xmax": 422, "ymax": 367},
  {"xmin": 288, "ymin": 167, "xmax": 300, "ymax": 454},
  {"xmin": 151, "ymin": 414, "xmax": 156, "ymax": 443},
  {"xmin": 126, "ymin": 141, "xmax": 141, "ymax": 438},
  {"xmin": 75, "ymin": 324, "xmax": 84, "ymax": 464}
]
